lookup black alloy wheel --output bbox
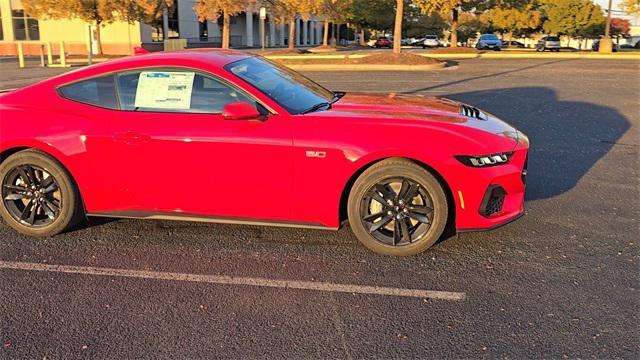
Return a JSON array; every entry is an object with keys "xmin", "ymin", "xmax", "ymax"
[
  {"xmin": 2, "ymin": 164, "xmax": 61, "ymax": 227},
  {"xmin": 0, "ymin": 150, "xmax": 83, "ymax": 237},
  {"xmin": 348, "ymin": 158, "xmax": 448, "ymax": 256},
  {"xmin": 360, "ymin": 177, "xmax": 434, "ymax": 246}
]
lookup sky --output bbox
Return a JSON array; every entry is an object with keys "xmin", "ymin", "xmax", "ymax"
[{"xmin": 593, "ymin": 0, "xmax": 639, "ymax": 25}]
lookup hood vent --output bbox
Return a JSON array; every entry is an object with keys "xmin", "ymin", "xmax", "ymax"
[{"xmin": 460, "ymin": 104, "xmax": 488, "ymax": 120}]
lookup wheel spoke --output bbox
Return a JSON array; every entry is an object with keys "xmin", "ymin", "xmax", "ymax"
[
  {"xmin": 39, "ymin": 175, "xmax": 54, "ymax": 189},
  {"xmin": 43, "ymin": 197, "xmax": 60, "ymax": 212},
  {"xmin": 367, "ymin": 189, "xmax": 389, "ymax": 207},
  {"xmin": 374, "ymin": 184, "xmax": 396, "ymax": 202},
  {"xmin": 17, "ymin": 167, "xmax": 33, "ymax": 186},
  {"xmin": 44, "ymin": 182, "xmax": 59, "ymax": 194},
  {"xmin": 403, "ymin": 183, "xmax": 420, "ymax": 202},
  {"xmin": 20, "ymin": 200, "xmax": 37, "ymax": 224},
  {"xmin": 397, "ymin": 179, "xmax": 410, "ymax": 200},
  {"xmin": 409, "ymin": 206, "xmax": 432, "ymax": 215},
  {"xmin": 368, "ymin": 214, "xmax": 393, "ymax": 233},
  {"xmin": 407, "ymin": 212, "xmax": 431, "ymax": 225},
  {"xmin": 393, "ymin": 220, "xmax": 402, "ymax": 245},
  {"xmin": 400, "ymin": 217, "xmax": 411, "ymax": 243},
  {"xmin": 40, "ymin": 201, "xmax": 56, "ymax": 219},
  {"xmin": 4, "ymin": 184, "xmax": 28, "ymax": 192},
  {"xmin": 4, "ymin": 193, "xmax": 29, "ymax": 201},
  {"xmin": 363, "ymin": 211, "xmax": 386, "ymax": 222}
]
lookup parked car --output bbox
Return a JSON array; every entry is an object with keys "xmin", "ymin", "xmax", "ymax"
[
  {"xmin": 536, "ymin": 36, "xmax": 561, "ymax": 52},
  {"xmin": 501, "ymin": 40, "xmax": 525, "ymax": 48},
  {"xmin": 591, "ymin": 39, "xmax": 619, "ymax": 52},
  {"xmin": 410, "ymin": 38, "xmax": 425, "ymax": 46},
  {"xmin": 374, "ymin": 37, "xmax": 392, "ymax": 48},
  {"xmin": 475, "ymin": 34, "xmax": 502, "ymax": 50},
  {"xmin": 422, "ymin": 35, "xmax": 440, "ymax": 49},
  {"xmin": 0, "ymin": 50, "xmax": 529, "ymax": 256}
]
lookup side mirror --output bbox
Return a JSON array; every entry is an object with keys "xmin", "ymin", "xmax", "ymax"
[{"xmin": 222, "ymin": 101, "xmax": 261, "ymax": 121}]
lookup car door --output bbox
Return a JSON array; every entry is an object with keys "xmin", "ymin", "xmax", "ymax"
[{"xmin": 112, "ymin": 69, "xmax": 293, "ymax": 221}]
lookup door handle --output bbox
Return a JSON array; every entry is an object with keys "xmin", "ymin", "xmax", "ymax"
[{"xmin": 114, "ymin": 132, "xmax": 150, "ymax": 144}]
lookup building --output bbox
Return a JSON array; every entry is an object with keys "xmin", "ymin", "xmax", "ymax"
[{"xmin": 0, "ymin": 0, "xmax": 324, "ymax": 56}]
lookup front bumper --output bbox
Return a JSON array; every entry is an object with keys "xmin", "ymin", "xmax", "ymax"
[{"xmin": 454, "ymin": 139, "xmax": 529, "ymax": 232}]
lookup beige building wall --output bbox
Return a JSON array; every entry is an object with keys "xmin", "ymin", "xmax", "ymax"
[{"xmin": 0, "ymin": 0, "xmax": 142, "ymax": 56}]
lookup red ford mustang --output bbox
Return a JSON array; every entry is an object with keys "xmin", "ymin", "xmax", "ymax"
[{"xmin": 0, "ymin": 49, "xmax": 529, "ymax": 256}]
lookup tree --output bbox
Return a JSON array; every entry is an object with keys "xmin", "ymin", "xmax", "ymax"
[
  {"xmin": 22, "ymin": 0, "xmax": 173, "ymax": 55},
  {"xmin": 610, "ymin": 17, "xmax": 631, "ymax": 43},
  {"xmin": 392, "ymin": 0, "xmax": 404, "ymax": 54},
  {"xmin": 313, "ymin": 0, "xmax": 353, "ymax": 47},
  {"xmin": 413, "ymin": 0, "xmax": 484, "ymax": 47},
  {"xmin": 488, "ymin": 0, "xmax": 541, "ymax": 39},
  {"xmin": 351, "ymin": 0, "xmax": 396, "ymax": 39},
  {"xmin": 268, "ymin": 0, "xmax": 315, "ymax": 49},
  {"xmin": 542, "ymin": 0, "xmax": 605, "ymax": 43},
  {"xmin": 403, "ymin": 7, "xmax": 447, "ymax": 38},
  {"xmin": 619, "ymin": 0, "xmax": 640, "ymax": 15},
  {"xmin": 193, "ymin": 0, "xmax": 256, "ymax": 49},
  {"xmin": 457, "ymin": 11, "xmax": 490, "ymax": 45}
]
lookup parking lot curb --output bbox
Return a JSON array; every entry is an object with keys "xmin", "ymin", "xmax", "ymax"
[{"xmin": 279, "ymin": 62, "xmax": 446, "ymax": 71}]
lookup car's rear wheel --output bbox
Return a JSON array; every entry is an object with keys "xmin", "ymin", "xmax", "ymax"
[
  {"xmin": 0, "ymin": 150, "xmax": 83, "ymax": 237},
  {"xmin": 347, "ymin": 159, "xmax": 448, "ymax": 256}
]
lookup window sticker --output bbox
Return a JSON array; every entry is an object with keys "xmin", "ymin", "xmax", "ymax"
[{"xmin": 134, "ymin": 71, "xmax": 195, "ymax": 110}]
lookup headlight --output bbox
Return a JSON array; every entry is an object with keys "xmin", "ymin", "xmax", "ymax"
[{"xmin": 455, "ymin": 152, "xmax": 512, "ymax": 167}]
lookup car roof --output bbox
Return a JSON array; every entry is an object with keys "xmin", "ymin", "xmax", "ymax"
[{"xmin": 42, "ymin": 48, "xmax": 253, "ymax": 86}]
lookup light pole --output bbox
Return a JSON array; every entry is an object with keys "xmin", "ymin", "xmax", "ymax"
[
  {"xmin": 599, "ymin": 0, "xmax": 613, "ymax": 53},
  {"xmin": 260, "ymin": 7, "xmax": 267, "ymax": 52}
]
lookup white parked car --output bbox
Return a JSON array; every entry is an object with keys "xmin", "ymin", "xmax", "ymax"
[{"xmin": 422, "ymin": 35, "xmax": 440, "ymax": 48}]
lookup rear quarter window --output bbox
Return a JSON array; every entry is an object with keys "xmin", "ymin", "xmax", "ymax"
[{"xmin": 58, "ymin": 75, "xmax": 118, "ymax": 109}]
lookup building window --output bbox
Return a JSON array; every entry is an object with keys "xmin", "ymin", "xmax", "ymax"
[
  {"xmin": 150, "ymin": 19, "xmax": 164, "ymax": 42},
  {"xmin": 199, "ymin": 21, "xmax": 208, "ymax": 41},
  {"xmin": 11, "ymin": 0, "xmax": 39, "ymax": 41},
  {"xmin": 167, "ymin": 0, "xmax": 179, "ymax": 38}
]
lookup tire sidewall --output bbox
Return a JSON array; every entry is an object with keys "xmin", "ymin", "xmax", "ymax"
[
  {"xmin": 0, "ymin": 151, "xmax": 80, "ymax": 237},
  {"xmin": 347, "ymin": 160, "xmax": 448, "ymax": 256}
]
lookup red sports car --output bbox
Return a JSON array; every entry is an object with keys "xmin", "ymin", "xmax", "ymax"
[{"xmin": 0, "ymin": 49, "xmax": 529, "ymax": 256}]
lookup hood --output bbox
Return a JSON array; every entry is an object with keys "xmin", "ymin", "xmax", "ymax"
[{"xmin": 326, "ymin": 92, "xmax": 519, "ymax": 142}]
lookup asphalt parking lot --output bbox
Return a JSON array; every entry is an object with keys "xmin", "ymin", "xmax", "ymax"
[{"xmin": 1, "ymin": 58, "xmax": 638, "ymax": 358}]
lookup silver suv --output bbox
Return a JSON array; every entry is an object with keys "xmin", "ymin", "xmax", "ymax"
[{"xmin": 536, "ymin": 36, "xmax": 561, "ymax": 52}]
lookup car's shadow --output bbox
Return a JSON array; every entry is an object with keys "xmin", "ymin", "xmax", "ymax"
[{"xmin": 440, "ymin": 86, "xmax": 630, "ymax": 201}]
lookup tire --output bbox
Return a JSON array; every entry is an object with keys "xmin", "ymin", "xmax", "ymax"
[
  {"xmin": 0, "ymin": 149, "xmax": 83, "ymax": 237},
  {"xmin": 347, "ymin": 158, "xmax": 448, "ymax": 256}
]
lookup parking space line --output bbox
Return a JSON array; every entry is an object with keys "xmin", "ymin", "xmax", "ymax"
[{"xmin": 0, "ymin": 260, "xmax": 465, "ymax": 301}]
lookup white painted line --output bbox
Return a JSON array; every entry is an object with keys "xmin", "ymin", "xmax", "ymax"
[{"xmin": 0, "ymin": 260, "xmax": 465, "ymax": 301}]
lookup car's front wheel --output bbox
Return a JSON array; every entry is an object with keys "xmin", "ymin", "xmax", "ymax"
[
  {"xmin": 347, "ymin": 158, "xmax": 448, "ymax": 256},
  {"xmin": 0, "ymin": 149, "xmax": 83, "ymax": 237}
]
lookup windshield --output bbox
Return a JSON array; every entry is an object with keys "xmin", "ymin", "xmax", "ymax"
[
  {"xmin": 547, "ymin": 36, "xmax": 560, "ymax": 41},
  {"xmin": 480, "ymin": 34, "xmax": 499, "ymax": 41},
  {"xmin": 425, "ymin": 35, "xmax": 437, "ymax": 39},
  {"xmin": 225, "ymin": 56, "xmax": 335, "ymax": 114}
]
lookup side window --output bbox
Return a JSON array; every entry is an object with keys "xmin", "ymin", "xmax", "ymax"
[
  {"xmin": 58, "ymin": 75, "xmax": 118, "ymax": 109},
  {"xmin": 116, "ymin": 70, "xmax": 257, "ymax": 114}
]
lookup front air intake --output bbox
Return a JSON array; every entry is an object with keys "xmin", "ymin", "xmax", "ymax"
[{"xmin": 479, "ymin": 185, "xmax": 507, "ymax": 217}]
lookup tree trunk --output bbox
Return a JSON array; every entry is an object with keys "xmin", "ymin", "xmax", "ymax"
[
  {"xmin": 393, "ymin": 0, "xmax": 403, "ymax": 54},
  {"xmin": 336, "ymin": 23, "xmax": 341, "ymax": 46},
  {"xmin": 450, "ymin": 8, "xmax": 458, "ymax": 48},
  {"xmin": 323, "ymin": 19, "xmax": 329, "ymax": 46},
  {"xmin": 360, "ymin": 28, "xmax": 365, "ymax": 46},
  {"xmin": 222, "ymin": 10, "xmax": 230, "ymax": 49},
  {"xmin": 95, "ymin": 20, "xmax": 103, "ymax": 55},
  {"xmin": 288, "ymin": 19, "xmax": 296, "ymax": 49}
]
